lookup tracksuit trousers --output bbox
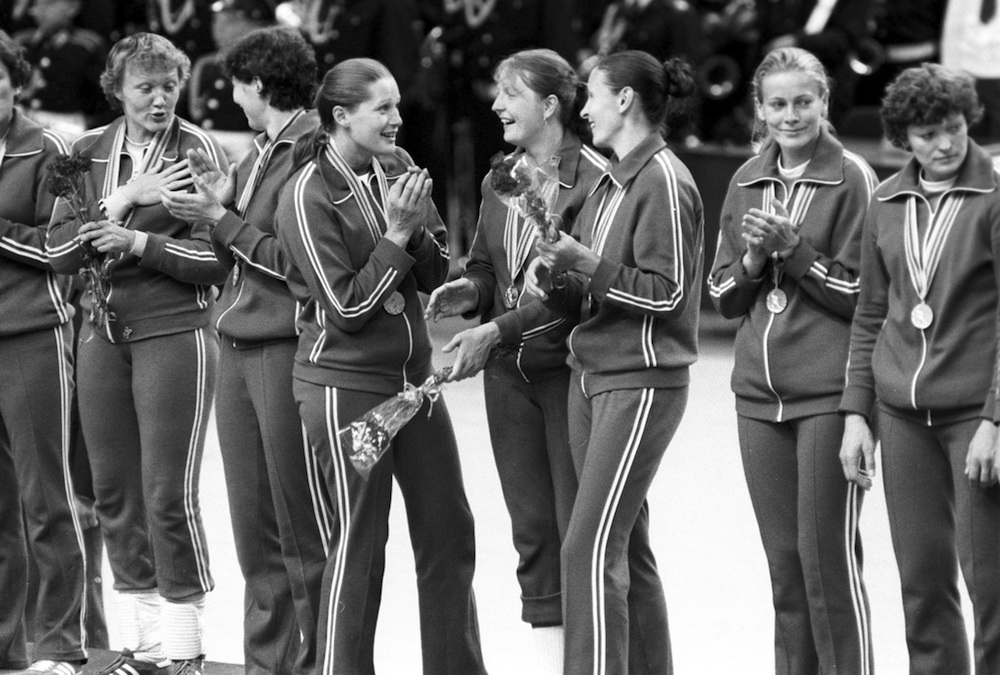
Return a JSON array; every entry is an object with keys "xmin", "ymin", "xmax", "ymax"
[
  {"xmin": 563, "ymin": 377, "xmax": 688, "ymax": 675},
  {"xmin": 215, "ymin": 338, "xmax": 330, "ymax": 675},
  {"xmin": 295, "ymin": 381, "xmax": 487, "ymax": 675},
  {"xmin": 737, "ymin": 413, "xmax": 873, "ymax": 675},
  {"xmin": 483, "ymin": 359, "xmax": 577, "ymax": 626},
  {"xmin": 0, "ymin": 324, "xmax": 86, "ymax": 667},
  {"xmin": 878, "ymin": 408, "xmax": 1000, "ymax": 674}
]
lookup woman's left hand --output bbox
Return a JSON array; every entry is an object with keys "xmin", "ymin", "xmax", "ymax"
[
  {"xmin": 161, "ymin": 172, "xmax": 228, "ymax": 226},
  {"xmin": 965, "ymin": 419, "xmax": 999, "ymax": 489},
  {"xmin": 441, "ymin": 322, "xmax": 501, "ymax": 381},
  {"xmin": 535, "ymin": 231, "xmax": 598, "ymax": 276},
  {"xmin": 743, "ymin": 199, "xmax": 800, "ymax": 257},
  {"xmin": 79, "ymin": 219, "xmax": 135, "ymax": 255}
]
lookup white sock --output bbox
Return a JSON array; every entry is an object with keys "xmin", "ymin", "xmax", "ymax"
[
  {"xmin": 162, "ymin": 597, "xmax": 205, "ymax": 661},
  {"xmin": 116, "ymin": 591, "xmax": 166, "ymax": 663},
  {"xmin": 531, "ymin": 625, "xmax": 564, "ymax": 674}
]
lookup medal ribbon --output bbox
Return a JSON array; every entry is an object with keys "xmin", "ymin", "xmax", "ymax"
[
  {"xmin": 766, "ymin": 181, "xmax": 817, "ymax": 288},
  {"xmin": 236, "ymin": 110, "xmax": 303, "ymax": 218},
  {"xmin": 324, "ymin": 138, "xmax": 389, "ymax": 245},
  {"xmin": 903, "ymin": 194, "xmax": 964, "ymax": 302},
  {"xmin": 503, "ymin": 204, "xmax": 537, "ymax": 287}
]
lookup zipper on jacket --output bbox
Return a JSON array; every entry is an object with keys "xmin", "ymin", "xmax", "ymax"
[
  {"xmin": 761, "ymin": 311, "xmax": 785, "ymax": 422},
  {"xmin": 910, "ymin": 329, "xmax": 929, "ymax": 411},
  {"xmin": 401, "ymin": 310, "xmax": 414, "ymax": 387},
  {"xmin": 215, "ymin": 272, "xmax": 246, "ymax": 334}
]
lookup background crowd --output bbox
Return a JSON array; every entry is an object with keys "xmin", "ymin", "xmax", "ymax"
[{"xmin": 1, "ymin": 2, "xmax": 1000, "ymax": 675}]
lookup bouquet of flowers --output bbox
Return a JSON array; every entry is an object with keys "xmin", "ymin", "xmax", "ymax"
[
  {"xmin": 47, "ymin": 151, "xmax": 115, "ymax": 332},
  {"xmin": 343, "ymin": 367, "xmax": 452, "ymax": 479},
  {"xmin": 488, "ymin": 152, "xmax": 561, "ymax": 243}
]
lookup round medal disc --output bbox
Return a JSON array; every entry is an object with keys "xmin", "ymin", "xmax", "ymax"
[
  {"xmin": 504, "ymin": 284, "xmax": 518, "ymax": 309},
  {"xmin": 910, "ymin": 302, "xmax": 933, "ymax": 330},
  {"xmin": 383, "ymin": 291, "xmax": 405, "ymax": 316},
  {"xmin": 766, "ymin": 288, "xmax": 788, "ymax": 314}
]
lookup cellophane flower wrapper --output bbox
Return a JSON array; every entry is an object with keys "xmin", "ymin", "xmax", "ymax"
[
  {"xmin": 488, "ymin": 152, "xmax": 561, "ymax": 243},
  {"xmin": 343, "ymin": 367, "xmax": 452, "ymax": 479},
  {"xmin": 46, "ymin": 151, "xmax": 115, "ymax": 332}
]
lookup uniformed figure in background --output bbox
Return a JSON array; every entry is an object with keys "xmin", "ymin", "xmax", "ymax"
[
  {"xmin": 14, "ymin": 0, "xmax": 109, "ymax": 140},
  {"xmin": 189, "ymin": 0, "xmax": 275, "ymax": 163}
]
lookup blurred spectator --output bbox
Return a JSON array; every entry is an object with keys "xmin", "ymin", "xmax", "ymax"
[
  {"xmin": 853, "ymin": 0, "xmax": 946, "ymax": 108},
  {"xmin": 755, "ymin": 0, "xmax": 875, "ymax": 126},
  {"xmin": 435, "ymin": 0, "xmax": 579, "ymax": 267},
  {"xmin": 146, "ymin": 0, "xmax": 215, "ymax": 59},
  {"xmin": 189, "ymin": 0, "xmax": 274, "ymax": 163},
  {"xmin": 13, "ymin": 0, "xmax": 109, "ymax": 140},
  {"xmin": 942, "ymin": 0, "xmax": 1000, "ymax": 142}
]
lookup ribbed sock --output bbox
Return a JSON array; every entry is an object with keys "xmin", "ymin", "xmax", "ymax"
[
  {"xmin": 116, "ymin": 591, "xmax": 166, "ymax": 664},
  {"xmin": 531, "ymin": 625, "xmax": 564, "ymax": 674},
  {"xmin": 162, "ymin": 597, "xmax": 205, "ymax": 661}
]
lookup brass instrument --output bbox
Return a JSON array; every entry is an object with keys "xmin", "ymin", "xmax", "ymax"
[{"xmin": 848, "ymin": 37, "xmax": 886, "ymax": 76}]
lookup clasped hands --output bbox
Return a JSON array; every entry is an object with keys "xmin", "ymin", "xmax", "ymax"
[{"xmin": 741, "ymin": 199, "xmax": 800, "ymax": 278}]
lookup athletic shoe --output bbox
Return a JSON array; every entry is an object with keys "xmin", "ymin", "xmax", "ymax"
[
  {"xmin": 19, "ymin": 662, "xmax": 80, "ymax": 675},
  {"xmin": 168, "ymin": 657, "xmax": 203, "ymax": 675},
  {"xmin": 94, "ymin": 650, "xmax": 169, "ymax": 675}
]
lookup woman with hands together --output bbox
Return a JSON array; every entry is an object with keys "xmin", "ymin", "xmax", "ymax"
[
  {"xmin": 839, "ymin": 64, "xmax": 1000, "ymax": 674},
  {"xmin": 44, "ymin": 32, "xmax": 228, "ymax": 675},
  {"xmin": 424, "ymin": 49, "xmax": 606, "ymax": 672},
  {"xmin": 275, "ymin": 58, "xmax": 486, "ymax": 675},
  {"xmin": 527, "ymin": 51, "xmax": 703, "ymax": 675},
  {"xmin": 707, "ymin": 47, "xmax": 878, "ymax": 674}
]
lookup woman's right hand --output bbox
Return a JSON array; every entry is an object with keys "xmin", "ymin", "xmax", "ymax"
[
  {"xmin": 524, "ymin": 257, "xmax": 553, "ymax": 300},
  {"xmin": 839, "ymin": 413, "xmax": 876, "ymax": 490},
  {"xmin": 424, "ymin": 278, "xmax": 479, "ymax": 322},
  {"xmin": 120, "ymin": 158, "xmax": 194, "ymax": 207},
  {"xmin": 187, "ymin": 147, "xmax": 236, "ymax": 207},
  {"xmin": 384, "ymin": 167, "xmax": 432, "ymax": 248}
]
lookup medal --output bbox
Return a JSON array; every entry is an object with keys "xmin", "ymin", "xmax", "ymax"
[
  {"xmin": 766, "ymin": 288, "xmax": 787, "ymax": 314},
  {"xmin": 504, "ymin": 284, "xmax": 518, "ymax": 309},
  {"xmin": 910, "ymin": 302, "xmax": 933, "ymax": 330},
  {"xmin": 383, "ymin": 291, "xmax": 405, "ymax": 316}
]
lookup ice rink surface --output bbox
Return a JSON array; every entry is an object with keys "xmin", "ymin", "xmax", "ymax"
[{"xmin": 98, "ymin": 315, "xmax": 974, "ymax": 674}]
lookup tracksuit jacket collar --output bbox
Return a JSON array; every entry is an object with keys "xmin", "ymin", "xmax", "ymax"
[
  {"xmin": 735, "ymin": 125, "xmax": 845, "ymax": 188},
  {"xmin": 4, "ymin": 109, "xmax": 46, "ymax": 157},
  {"xmin": 103, "ymin": 114, "xmax": 184, "ymax": 162},
  {"xmin": 601, "ymin": 131, "xmax": 667, "ymax": 191},
  {"xmin": 509, "ymin": 129, "xmax": 587, "ymax": 189},
  {"xmin": 251, "ymin": 108, "xmax": 318, "ymax": 154},
  {"xmin": 877, "ymin": 139, "xmax": 998, "ymax": 201}
]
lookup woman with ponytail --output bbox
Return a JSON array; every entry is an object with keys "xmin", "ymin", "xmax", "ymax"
[
  {"xmin": 525, "ymin": 51, "xmax": 703, "ymax": 674},
  {"xmin": 708, "ymin": 46, "xmax": 877, "ymax": 673},
  {"xmin": 424, "ymin": 48, "xmax": 606, "ymax": 673},
  {"xmin": 275, "ymin": 57, "xmax": 486, "ymax": 675}
]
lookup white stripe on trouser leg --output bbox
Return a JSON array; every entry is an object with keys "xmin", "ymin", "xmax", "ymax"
[
  {"xmin": 162, "ymin": 597, "xmax": 205, "ymax": 660},
  {"xmin": 302, "ymin": 422, "xmax": 334, "ymax": 555},
  {"xmin": 182, "ymin": 328, "xmax": 212, "ymax": 591},
  {"xmin": 322, "ymin": 387, "xmax": 351, "ymax": 675},
  {"xmin": 589, "ymin": 389, "xmax": 654, "ymax": 675},
  {"xmin": 844, "ymin": 482, "xmax": 871, "ymax": 674},
  {"xmin": 54, "ymin": 325, "xmax": 89, "ymax": 653}
]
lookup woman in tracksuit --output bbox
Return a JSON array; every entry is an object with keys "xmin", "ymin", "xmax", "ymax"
[
  {"xmin": 275, "ymin": 58, "xmax": 486, "ymax": 675},
  {"xmin": 840, "ymin": 63, "xmax": 1000, "ymax": 674},
  {"xmin": 46, "ymin": 33, "xmax": 228, "ymax": 675},
  {"xmin": 0, "ymin": 33, "xmax": 87, "ymax": 675},
  {"xmin": 528, "ymin": 51, "xmax": 702, "ymax": 675},
  {"xmin": 424, "ymin": 48, "xmax": 607, "ymax": 672},
  {"xmin": 161, "ymin": 27, "xmax": 329, "ymax": 675},
  {"xmin": 708, "ymin": 47, "xmax": 877, "ymax": 674}
]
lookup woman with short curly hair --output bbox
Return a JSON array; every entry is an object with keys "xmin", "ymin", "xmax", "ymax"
[
  {"xmin": 162, "ymin": 26, "xmax": 326, "ymax": 675},
  {"xmin": 840, "ymin": 62, "xmax": 1000, "ymax": 673}
]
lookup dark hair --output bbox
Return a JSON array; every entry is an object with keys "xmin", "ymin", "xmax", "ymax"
[
  {"xmin": 223, "ymin": 27, "xmax": 316, "ymax": 111},
  {"xmin": 750, "ymin": 47, "xmax": 831, "ymax": 149},
  {"xmin": 590, "ymin": 51, "xmax": 696, "ymax": 136},
  {"xmin": 290, "ymin": 57, "xmax": 393, "ymax": 173},
  {"xmin": 494, "ymin": 48, "xmax": 590, "ymax": 140},
  {"xmin": 880, "ymin": 63, "xmax": 984, "ymax": 150},
  {"xmin": 0, "ymin": 30, "xmax": 32, "ymax": 90},
  {"xmin": 100, "ymin": 33, "xmax": 191, "ymax": 111}
]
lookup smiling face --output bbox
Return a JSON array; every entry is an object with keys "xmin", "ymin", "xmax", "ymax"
[
  {"xmin": 757, "ymin": 69, "xmax": 827, "ymax": 166},
  {"xmin": 906, "ymin": 112, "xmax": 969, "ymax": 182},
  {"xmin": 581, "ymin": 68, "xmax": 624, "ymax": 152},
  {"xmin": 116, "ymin": 62, "xmax": 180, "ymax": 143},
  {"xmin": 492, "ymin": 70, "xmax": 549, "ymax": 149},
  {"xmin": 335, "ymin": 76, "xmax": 401, "ymax": 169}
]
